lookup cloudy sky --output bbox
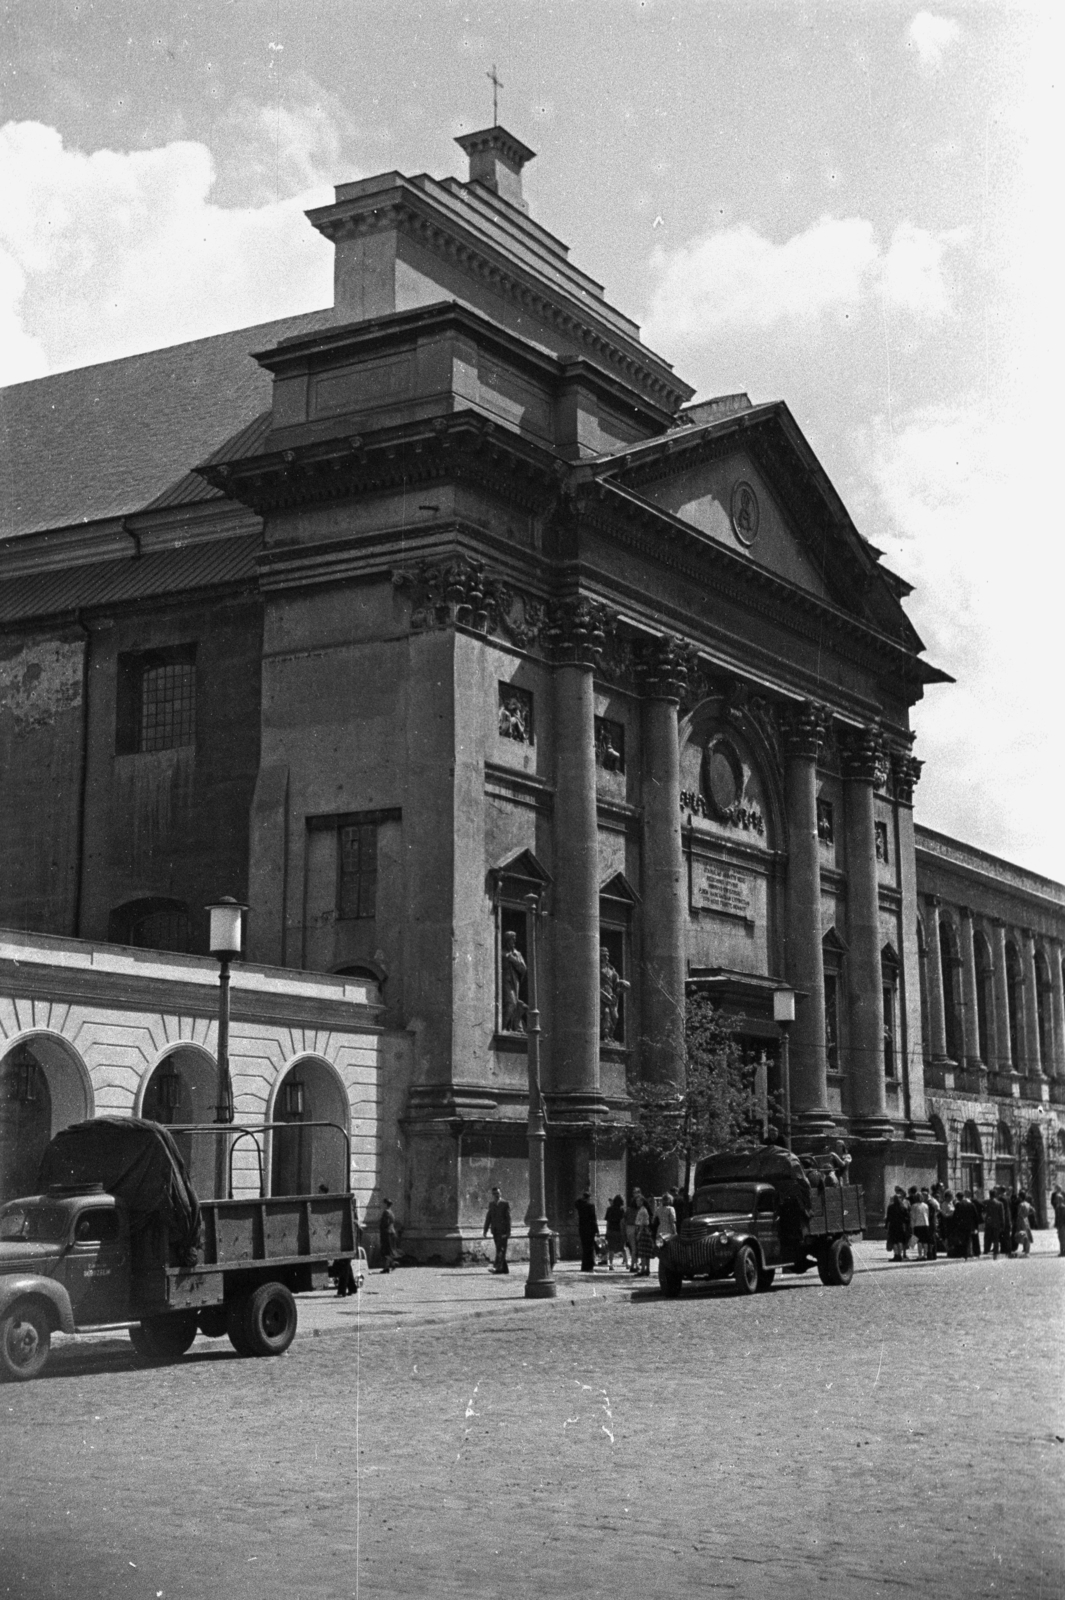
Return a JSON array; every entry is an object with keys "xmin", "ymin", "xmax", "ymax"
[{"xmin": 1, "ymin": 1, "xmax": 1061, "ymax": 877}]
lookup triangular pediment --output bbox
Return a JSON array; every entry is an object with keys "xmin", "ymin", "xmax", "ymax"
[
  {"xmin": 599, "ymin": 870, "xmax": 640, "ymax": 906},
  {"xmin": 634, "ymin": 448, "xmax": 830, "ymax": 599},
  {"xmin": 489, "ymin": 848, "xmax": 552, "ymax": 886}
]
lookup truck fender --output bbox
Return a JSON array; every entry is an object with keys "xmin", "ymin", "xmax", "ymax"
[{"xmin": 0, "ymin": 1275, "xmax": 76, "ymax": 1336}]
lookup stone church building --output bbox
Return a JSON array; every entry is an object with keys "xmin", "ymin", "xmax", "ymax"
[{"xmin": 1, "ymin": 125, "xmax": 1063, "ymax": 1254}]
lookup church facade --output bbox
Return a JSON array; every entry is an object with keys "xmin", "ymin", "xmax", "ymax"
[{"xmin": 1, "ymin": 126, "xmax": 1062, "ymax": 1253}]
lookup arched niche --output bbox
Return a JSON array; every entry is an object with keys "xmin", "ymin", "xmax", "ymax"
[
  {"xmin": 678, "ymin": 698, "xmax": 785, "ymax": 854},
  {"xmin": 960, "ymin": 1120, "xmax": 984, "ymax": 1194},
  {"xmin": 268, "ymin": 1056, "xmax": 350, "ymax": 1198},
  {"xmin": 137, "ymin": 1044, "xmax": 219, "ymax": 1199},
  {"xmin": 0, "ymin": 1032, "xmax": 94, "ymax": 1204},
  {"xmin": 927, "ymin": 1114, "xmax": 949, "ymax": 1186}
]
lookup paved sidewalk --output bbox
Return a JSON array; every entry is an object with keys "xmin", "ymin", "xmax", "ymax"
[{"xmin": 291, "ymin": 1227, "xmax": 1063, "ymax": 1337}]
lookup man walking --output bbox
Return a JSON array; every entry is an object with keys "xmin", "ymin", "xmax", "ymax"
[
  {"xmin": 483, "ymin": 1185, "xmax": 512, "ymax": 1274},
  {"xmin": 983, "ymin": 1187, "xmax": 1007, "ymax": 1260},
  {"xmin": 575, "ymin": 1188, "xmax": 599, "ymax": 1272},
  {"xmin": 1052, "ymin": 1186, "xmax": 1065, "ymax": 1257}
]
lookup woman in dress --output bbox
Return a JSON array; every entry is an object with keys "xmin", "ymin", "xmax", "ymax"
[
  {"xmin": 634, "ymin": 1195, "xmax": 654, "ymax": 1276},
  {"xmin": 604, "ymin": 1193, "xmax": 626, "ymax": 1271}
]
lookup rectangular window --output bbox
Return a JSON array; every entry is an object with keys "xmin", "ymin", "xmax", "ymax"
[
  {"xmin": 498, "ymin": 683, "xmax": 534, "ymax": 744},
  {"xmin": 338, "ymin": 822, "xmax": 378, "ymax": 920},
  {"xmin": 117, "ymin": 645, "xmax": 196, "ymax": 754},
  {"xmin": 883, "ymin": 983, "xmax": 897, "ymax": 1078}
]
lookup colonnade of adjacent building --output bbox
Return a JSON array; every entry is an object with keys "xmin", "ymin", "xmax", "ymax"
[{"xmin": 920, "ymin": 897, "xmax": 1065, "ymax": 1093}]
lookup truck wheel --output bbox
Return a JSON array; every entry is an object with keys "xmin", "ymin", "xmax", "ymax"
[
  {"xmin": 733, "ymin": 1244, "xmax": 760, "ymax": 1296},
  {"xmin": 756, "ymin": 1267, "xmax": 776, "ymax": 1293},
  {"xmin": 241, "ymin": 1282, "xmax": 297, "ymax": 1357},
  {"xmin": 226, "ymin": 1298, "xmax": 254, "ymax": 1357},
  {"xmin": 658, "ymin": 1263, "xmax": 683, "ymax": 1297},
  {"xmin": 817, "ymin": 1238, "xmax": 855, "ymax": 1287},
  {"xmin": 129, "ymin": 1312, "xmax": 199, "ymax": 1362},
  {"xmin": 198, "ymin": 1307, "xmax": 228, "ymax": 1340},
  {"xmin": 0, "ymin": 1300, "xmax": 51, "ymax": 1382}
]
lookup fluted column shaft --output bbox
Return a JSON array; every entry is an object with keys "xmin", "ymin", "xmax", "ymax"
[
  {"xmin": 923, "ymin": 898, "xmax": 949, "ymax": 1061},
  {"xmin": 841, "ymin": 727, "xmax": 891, "ymax": 1134},
  {"xmin": 990, "ymin": 920, "xmax": 1013, "ymax": 1072},
  {"xmin": 550, "ymin": 661, "xmax": 600, "ymax": 1105},
  {"xmin": 959, "ymin": 907, "xmax": 981, "ymax": 1065},
  {"xmin": 1050, "ymin": 940, "xmax": 1065, "ymax": 1079},
  {"xmin": 1021, "ymin": 930, "xmax": 1042, "ymax": 1077},
  {"xmin": 639, "ymin": 646, "xmax": 687, "ymax": 1089},
  {"xmin": 782, "ymin": 704, "xmax": 832, "ymax": 1135}
]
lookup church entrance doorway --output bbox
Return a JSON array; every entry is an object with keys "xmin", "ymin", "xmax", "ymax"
[{"xmin": 270, "ymin": 1058, "xmax": 349, "ymax": 1197}]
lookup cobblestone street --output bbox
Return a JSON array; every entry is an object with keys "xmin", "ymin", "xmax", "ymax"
[{"xmin": 1, "ymin": 1240, "xmax": 1062, "ymax": 1600}]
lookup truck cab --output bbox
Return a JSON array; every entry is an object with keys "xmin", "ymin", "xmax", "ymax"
[{"xmin": 0, "ymin": 1189, "xmax": 131, "ymax": 1329}]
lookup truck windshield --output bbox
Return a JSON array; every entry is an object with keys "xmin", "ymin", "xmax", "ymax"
[
  {"xmin": 0, "ymin": 1203, "xmax": 71, "ymax": 1243},
  {"xmin": 693, "ymin": 1187, "xmax": 758, "ymax": 1216}
]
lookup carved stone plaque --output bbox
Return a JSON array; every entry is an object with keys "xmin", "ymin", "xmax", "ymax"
[{"xmin": 692, "ymin": 860, "xmax": 751, "ymax": 918}]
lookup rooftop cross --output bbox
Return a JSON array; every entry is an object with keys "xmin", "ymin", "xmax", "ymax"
[{"xmin": 487, "ymin": 63, "xmax": 503, "ymax": 125}]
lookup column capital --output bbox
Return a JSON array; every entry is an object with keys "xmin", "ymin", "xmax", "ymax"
[
  {"xmin": 544, "ymin": 595, "xmax": 612, "ymax": 668},
  {"xmin": 637, "ymin": 634, "xmax": 691, "ymax": 700},
  {"xmin": 840, "ymin": 723, "xmax": 885, "ymax": 784},
  {"xmin": 781, "ymin": 699, "xmax": 830, "ymax": 760},
  {"xmin": 891, "ymin": 753, "xmax": 923, "ymax": 805}
]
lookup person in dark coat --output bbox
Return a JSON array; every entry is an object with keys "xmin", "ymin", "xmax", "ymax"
[
  {"xmin": 379, "ymin": 1198, "xmax": 399, "ymax": 1273},
  {"xmin": 983, "ymin": 1188, "xmax": 1007, "ymax": 1260},
  {"xmin": 885, "ymin": 1187, "xmax": 911, "ymax": 1261},
  {"xmin": 952, "ymin": 1191, "xmax": 976, "ymax": 1258},
  {"xmin": 575, "ymin": 1188, "xmax": 599, "ymax": 1272},
  {"xmin": 483, "ymin": 1185, "xmax": 512, "ymax": 1274}
]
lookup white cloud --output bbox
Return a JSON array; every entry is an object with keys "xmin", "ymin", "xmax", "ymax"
[
  {"xmin": 644, "ymin": 215, "xmax": 961, "ymax": 348},
  {"xmin": 856, "ymin": 398, "xmax": 1065, "ymax": 878},
  {"xmin": 907, "ymin": 12, "xmax": 962, "ymax": 70},
  {"xmin": 0, "ymin": 118, "xmax": 342, "ymax": 385}
]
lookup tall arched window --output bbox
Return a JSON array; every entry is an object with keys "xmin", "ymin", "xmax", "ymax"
[
  {"xmin": 994, "ymin": 1122, "xmax": 1015, "ymax": 1193},
  {"xmin": 940, "ymin": 918, "xmax": 962, "ymax": 1063},
  {"xmin": 960, "ymin": 1121, "xmax": 984, "ymax": 1194},
  {"xmin": 916, "ymin": 918, "xmax": 930, "ymax": 1062},
  {"xmin": 1005, "ymin": 941, "xmax": 1023, "ymax": 1069},
  {"xmin": 974, "ymin": 932, "xmax": 994, "ymax": 1066},
  {"xmin": 1035, "ymin": 949, "xmax": 1053, "ymax": 1074},
  {"xmin": 108, "ymin": 897, "xmax": 191, "ymax": 954}
]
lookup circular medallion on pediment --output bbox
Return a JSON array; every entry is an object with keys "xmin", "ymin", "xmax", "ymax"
[
  {"xmin": 702, "ymin": 736, "xmax": 745, "ymax": 821},
  {"xmin": 730, "ymin": 480, "xmax": 760, "ymax": 547}
]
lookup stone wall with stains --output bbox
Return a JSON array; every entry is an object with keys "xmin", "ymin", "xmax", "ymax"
[{"xmin": 0, "ymin": 630, "xmax": 86, "ymax": 934}]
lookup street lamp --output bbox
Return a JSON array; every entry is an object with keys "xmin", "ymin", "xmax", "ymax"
[
  {"xmin": 206, "ymin": 895, "xmax": 246, "ymax": 1133},
  {"xmin": 773, "ymin": 987, "xmax": 796, "ymax": 1151},
  {"xmin": 523, "ymin": 892, "xmax": 557, "ymax": 1299}
]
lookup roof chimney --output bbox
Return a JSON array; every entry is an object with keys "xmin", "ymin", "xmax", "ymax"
[{"xmin": 455, "ymin": 126, "xmax": 535, "ymax": 214}]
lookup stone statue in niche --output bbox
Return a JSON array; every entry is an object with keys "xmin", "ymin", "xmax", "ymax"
[
  {"xmin": 599, "ymin": 946, "xmax": 630, "ymax": 1043},
  {"xmin": 499, "ymin": 686, "xmax": 533, "ymax": 744},
  {"xmin": 501, "ymin": 931, "xmax": 528, "ymax": 1033},
  {"xmin": 875, "ymin": 821, "xmax": 889, "ymax": 863}
]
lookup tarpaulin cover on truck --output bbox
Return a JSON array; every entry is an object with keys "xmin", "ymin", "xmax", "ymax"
[{"xmin": 39, "ymin": 1117, "xmax": 201, "ymax": 1267}]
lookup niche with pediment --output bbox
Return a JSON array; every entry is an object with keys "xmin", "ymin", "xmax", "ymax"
[{"xmin": 679, "ymin": 704, "xmax": 783, "ymax": 977}]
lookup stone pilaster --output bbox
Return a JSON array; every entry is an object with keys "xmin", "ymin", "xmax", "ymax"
[
  {"xmin": 990, "ymin": 920, "xmax": 1015, "ymax": 1074},
  {"xmin": 638, "ymin": 637, "xmax": 688, "ymax": 1091},
  {"xmin": 1021, "ymin": 929, "xmax": 1042, "ymax": 1078},
  {"xmin": 781, "ymin": 701, "xmax": 834, "ymax": 1137},
  {"xmin": 890, "ymin": 751, "xmax": 928, "ymax": 1126},
  {"xmin": 959, "ymin": 906, "xmax": 982, "ymax": 1066},
  {"xmin": 923, "ymin": 897, "xmax": 950, "ymax": 1062},
  {"xmin": 840, "ymin": 725, "xmax": 892, "ymax": 1138},
  {"xmin": 1050, "ymin": 940, "xmax": 1065, "ymax": 1079},
  {"xmin": 547, "ymin": 598, "xmax": 608, "ymax": 1116}
]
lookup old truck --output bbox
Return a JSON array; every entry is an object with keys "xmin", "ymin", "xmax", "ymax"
[
  {"xmin": 0, "ymin": 1116, "xmax": 362, "ymax": 1381},
  {"xmin": 658, "ymin": 1146, "xmax": 866, "ymax": 1297}
]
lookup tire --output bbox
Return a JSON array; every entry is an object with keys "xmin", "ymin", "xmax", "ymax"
[
  {"xmin": 129, "ymin": 1311, "xmax": 199, "ymax": 1362},
  {"xmin": 226, "ymin": 1297, "xmax": 254, "ymax": 1357},
  {"xmin": 756, "ymin": 1267, "xmax": 776, "ymax": 1293},
  {"xmin": 817, "ymin": 1238, "xmax": 855, "ymax": 1288},
  {"xmin": 733, "ymin": 1244, "xmax": 760, "ymax": 1296},
  {"xmin": 658, "ymin": 1263, "xmax": 683, "ymax": 1297},
  {"xmin": 240, "ymin": 1282, "xmax": 297, "ymax": 1358},
  {"xmin": 0, "ymin": 1300, "xmax": 52, "ymax": 1382},
  {"xmin": 198, "ymin": 1306, "xmax": 228, "ymax": 1339}
]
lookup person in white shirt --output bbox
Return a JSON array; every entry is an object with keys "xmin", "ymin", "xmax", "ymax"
[
  {"xmin": 910, "ymin": 1192, "xmax": 930, "ymax": 1258},
  {"xmin": 654, "ymin": 1192, "xmax": 677, "ymax": 1247}
]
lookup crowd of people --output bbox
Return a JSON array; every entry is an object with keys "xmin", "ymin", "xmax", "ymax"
[{"xmin": 884, "ymin": 1182, "xmax": 1041, "ymax": 1262}]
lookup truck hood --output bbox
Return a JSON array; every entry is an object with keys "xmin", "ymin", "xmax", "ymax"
[
  {"xmin": 684, "ymin": 1213, "xmax": 750, "ymax": 1234},
  {"xmin": 0, "ymin": 1241, "xmax": 62, "ymax": 1272}
]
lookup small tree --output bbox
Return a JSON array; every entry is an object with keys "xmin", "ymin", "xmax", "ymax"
[{"xmin": 628, "ymin": 993, "xmax": 766, "ymax": 1196}]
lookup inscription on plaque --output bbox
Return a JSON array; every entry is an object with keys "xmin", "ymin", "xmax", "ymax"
[{"xmin": 692, "ymin": 861, "xmax": 751, "ymax": 918}]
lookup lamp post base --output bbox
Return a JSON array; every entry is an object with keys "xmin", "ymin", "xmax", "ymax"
[{"xmin": 524, "ymin": 1229, "xmax": 557, "ymax": 1298}]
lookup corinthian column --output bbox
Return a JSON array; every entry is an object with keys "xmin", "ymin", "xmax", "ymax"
[
  {"xmin": 639, "ymin": 638, "xmax": 688, "ymax": 1090},
  {"xmin": 990, "ymin": 919, "xmax": 1013, "ymax": 1073},
  {"xmin": 549, "ymin": 598, "xmax": 607, "ymax": 1116},
  {"xmin": 781, "ymin": 701, "xmax": 834, "ymax": 1137},
  {"xmin": 923, "ymin": 897, "xmax": 949, "ymax": 1061},
  {"xmin": 841, "ymin": 725, "xmax": 892, "ymax": 1138}
]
